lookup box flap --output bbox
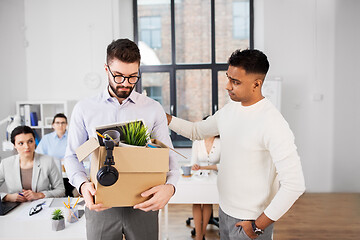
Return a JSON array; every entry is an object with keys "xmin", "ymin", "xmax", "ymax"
[
  {"xmin": 151, "ymin": 139, "xmax": 169, "ymax": 148},
  {"xmin": 76, "ymin": 137, "xmax": 100, "ymax": 162},
  {"xmin": 151, "ymin": 139, "xmax": 187, "ymax": 159}
]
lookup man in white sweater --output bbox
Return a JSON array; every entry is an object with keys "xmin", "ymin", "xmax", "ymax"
[{"xmin": 167, "ymin": 49, "xmax": 305, "ymax": 239}]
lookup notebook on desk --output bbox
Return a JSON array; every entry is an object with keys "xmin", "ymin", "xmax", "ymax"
[{"xmin": 0, "ymin": 201, "xmax": 20, "ymax": 216}]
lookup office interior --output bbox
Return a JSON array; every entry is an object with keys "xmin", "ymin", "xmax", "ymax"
[{"xmin": 0, "ymin": 0, "xmax": 359, "ymax": 236}]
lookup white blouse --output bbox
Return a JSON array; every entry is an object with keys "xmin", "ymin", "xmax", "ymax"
[{"xmin": 191, "ymin": 138, "xmax": 221, "ymax": 167}]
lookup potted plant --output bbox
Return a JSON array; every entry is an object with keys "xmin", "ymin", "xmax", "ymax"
[
  {"xmin": 120, "ymin": 121, "xmax": 150, "ymax": 147},
  {"xmin": 51, "ymin": 209, "xmax": 65, "ymax": 231}
]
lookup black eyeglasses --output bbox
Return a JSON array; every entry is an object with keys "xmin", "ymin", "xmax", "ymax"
[
  {"xmin": 54, "ymin": 122, "xmax": 67, "ymax": 125},
  {"xmin": 107, "ymin": 65, "xmax": 141, "ymax": 85},
  {"xmin": 29, "ymin": 201, "xmax": 46, "ymax": 216}
]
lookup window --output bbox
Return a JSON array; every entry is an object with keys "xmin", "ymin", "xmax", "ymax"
[
  {"xmin": 143, "ymin": 86, "xmax": 163, "ymax": 103},
  {"xmin": 139, "ymin": 16, "xmax": 162, "ymax": 49},
  {"xmin": 134, "ymin": 0, "xmax": 253, "ymax": 147},
  {"xmin": 233, "ymin": 0, "xmax": 250, "ymax": 40}
]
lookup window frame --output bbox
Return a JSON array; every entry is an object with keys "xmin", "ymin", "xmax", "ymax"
[{"xmin": 133, "ymin": 0, "xmax": 254, "ymax": 147}]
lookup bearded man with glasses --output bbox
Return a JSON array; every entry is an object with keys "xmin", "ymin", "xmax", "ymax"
[{"xmin": 64, "ymin": 39, "xmax": 179, "ymax": 240}]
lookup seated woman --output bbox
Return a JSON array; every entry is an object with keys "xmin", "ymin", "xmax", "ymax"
[
  {"xmin": 0, "ymin": 126, "xmax": 65, "ymax": 202},
  {"xmin": 190, "ymin": 116, "xmax": 220, "ymax": 240}
]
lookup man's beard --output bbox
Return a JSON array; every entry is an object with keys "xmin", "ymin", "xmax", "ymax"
[{"xmin": 109, "ymin": 84, "xmax": 135, "ymax": 99}]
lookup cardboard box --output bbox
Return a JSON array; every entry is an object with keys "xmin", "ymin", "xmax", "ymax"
[{"xmin": 76, "ymin": 136, "xmax": 169, "ymax": 207}]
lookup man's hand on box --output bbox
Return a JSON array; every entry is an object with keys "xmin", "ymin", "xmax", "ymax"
[
  {"xmin": 81, "ymin": 182, "xmax": 110, "ymax": 212},
  {"xmin": 133, "ymin": 184, "xmax": 175, "ymax": 212}
]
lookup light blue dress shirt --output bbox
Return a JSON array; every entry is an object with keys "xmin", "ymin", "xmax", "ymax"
[
  {"xmin": 36, "ymin": 131, "xmax": 68, "ymax": 172},
  {"xmin": 64, "ymin": 88, "xmax": 180, "ymax": 191}
]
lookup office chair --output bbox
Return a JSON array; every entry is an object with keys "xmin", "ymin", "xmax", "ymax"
[{"xmin": 185, "ymin": 211, "xmax": 219, "ymax": 236}]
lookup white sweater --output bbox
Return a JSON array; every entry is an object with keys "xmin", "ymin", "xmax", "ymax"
[{"xmin": 169, "ymin": 98, "xmax": 305, "ymax": 221}]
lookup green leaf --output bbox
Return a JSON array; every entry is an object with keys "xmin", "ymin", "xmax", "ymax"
[
  {"xmin": 52, "ymin": 209, "xmax": 64, "ymax": 220},
  {"xmin": 120, "ymin": 120, "xmax": 150, "ymax": 146}
]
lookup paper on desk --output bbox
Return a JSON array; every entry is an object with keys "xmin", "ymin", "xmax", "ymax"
[{"xmin": 15, "ymin": 198, "xmax": 54, "ymax": 221}]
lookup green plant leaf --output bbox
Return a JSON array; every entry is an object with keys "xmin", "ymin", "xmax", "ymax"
[
  {"xmin": 120, "ymin": 120, "xmax": 150, "ymax": 146},
  {"xmin": 52, "ymin": 209, "xmax": 64, "ymax": 220}
]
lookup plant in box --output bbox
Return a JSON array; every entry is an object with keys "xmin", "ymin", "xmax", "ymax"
[
  {"xmin": 120, "ymin": 121, "xmax": 150, "ymax": 147},
  {"xmin": 51, "ymin": 209, "xmax": 65, "ymax": 231}
]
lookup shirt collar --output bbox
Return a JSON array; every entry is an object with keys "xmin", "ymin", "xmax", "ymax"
[
  {"xmin": 53, "ymin": 130, "xmax": 67, "ymax": 139},
  {"xmin": 102, "ymin": 86, "xmax": 139, "ymax": 104}
]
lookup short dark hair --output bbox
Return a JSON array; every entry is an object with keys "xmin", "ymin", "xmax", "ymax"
[
  {"xmin": 106, "ymin": 39, "xmax": 141, "ymax": 65},
  {"xmin": 10, "ymin": 126, "xmax": 35, "ymax": 144},
  {"xmin": 228, "ymin": 49, "xmax": 269, "ymax": 75},
  {"xmin": 52, "ymin": 113, "xmax": 67, "ymax": 124}
]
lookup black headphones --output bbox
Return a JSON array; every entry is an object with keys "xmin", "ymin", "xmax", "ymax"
[{"xmin": 96, "ymin": 140, "xmax": 119, "ymax": 186}]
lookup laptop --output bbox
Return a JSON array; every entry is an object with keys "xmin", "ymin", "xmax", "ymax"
[{"xmin": 0, "ymin": 200, "xmax": 20, "ymax": 216}]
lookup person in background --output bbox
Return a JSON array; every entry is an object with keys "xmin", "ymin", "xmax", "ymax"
[
  {"xmin": 64, "ymin": 38, "xmax": 179, "ymax": 240},
  {"xmin": 36, "ymin": 113, "xmax": 76, "ymax": 197},
  {"xmin": 0, "ymin": 126, "xmax": 65, "ymax": 202},
  {"xmin": 190, "ymin": 116, "xmax": 221, "ymax": 240},
  {"xmin": 166, "ymin": 49, "xmax": 305, "ymax": 240}
]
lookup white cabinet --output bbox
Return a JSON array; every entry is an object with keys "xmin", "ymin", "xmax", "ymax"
[{"xmin": 16, "ymin": 101, "xmax": 76, "ymax": 141}]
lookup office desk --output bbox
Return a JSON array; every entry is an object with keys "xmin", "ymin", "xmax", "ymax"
[
  {"xmin": 163, "ymin": 173, "xmax": 219, "ymax": 239},
  {"xmin": 0, "ymin": 198, "xmax": 86, "ymax": 240}
]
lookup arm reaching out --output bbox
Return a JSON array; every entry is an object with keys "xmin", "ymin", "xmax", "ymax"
[{"xmin": 167, "ymin": 114, "xmax": 219, "ymax": 141}]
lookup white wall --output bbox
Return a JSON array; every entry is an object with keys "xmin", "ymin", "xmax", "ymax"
[
  {"xmin": 0, "ymin": 0, "xmax": 359, "ymax": 192},
  {"xmin": 24, "ymin": 0, "xmax": 130, "ymax": 101},
  {"xmin": 0, "ymin": 0, "xmax": 27, "ymax": 160},
  {"xmin": 256, "ymin": 0, "xmax": 336, "ymax": 192},
  {"xmin": 24, "ymin": 0, "xmax": 108, "ymax": 100},
  {"xmin": 255, "ymin": 0, "xmax": 360, "ymax": 192},
  {"xmin": 333, "ymin": 0, "xmax": 360, "ymax": 192}
]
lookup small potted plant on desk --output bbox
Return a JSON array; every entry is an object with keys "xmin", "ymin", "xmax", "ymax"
[{"xmin": 51, "ymin": 209, "xmax": 65, "ymax": 231}]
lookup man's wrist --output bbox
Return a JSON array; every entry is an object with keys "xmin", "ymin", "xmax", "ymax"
[
  {"xmin": 252, "ymin": 220, "xmax": 264, "ymax": 236},
  {"xmin": 166, "ymin": 183, "xmax": 176, "ymax": 195},
  {"xmin": 79, "ymin": 181, "xmax": 89, "ymax": 195}
]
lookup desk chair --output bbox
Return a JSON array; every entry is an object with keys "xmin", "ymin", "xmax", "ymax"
[{"xmin": 186, "ymin": 211, "xmax": 219, "ymax": 236}]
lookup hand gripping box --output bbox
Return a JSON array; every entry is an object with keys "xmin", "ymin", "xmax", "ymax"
[{"xmin": 76, "ymin": 137, "xmax": 169, "ymax": 207}]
